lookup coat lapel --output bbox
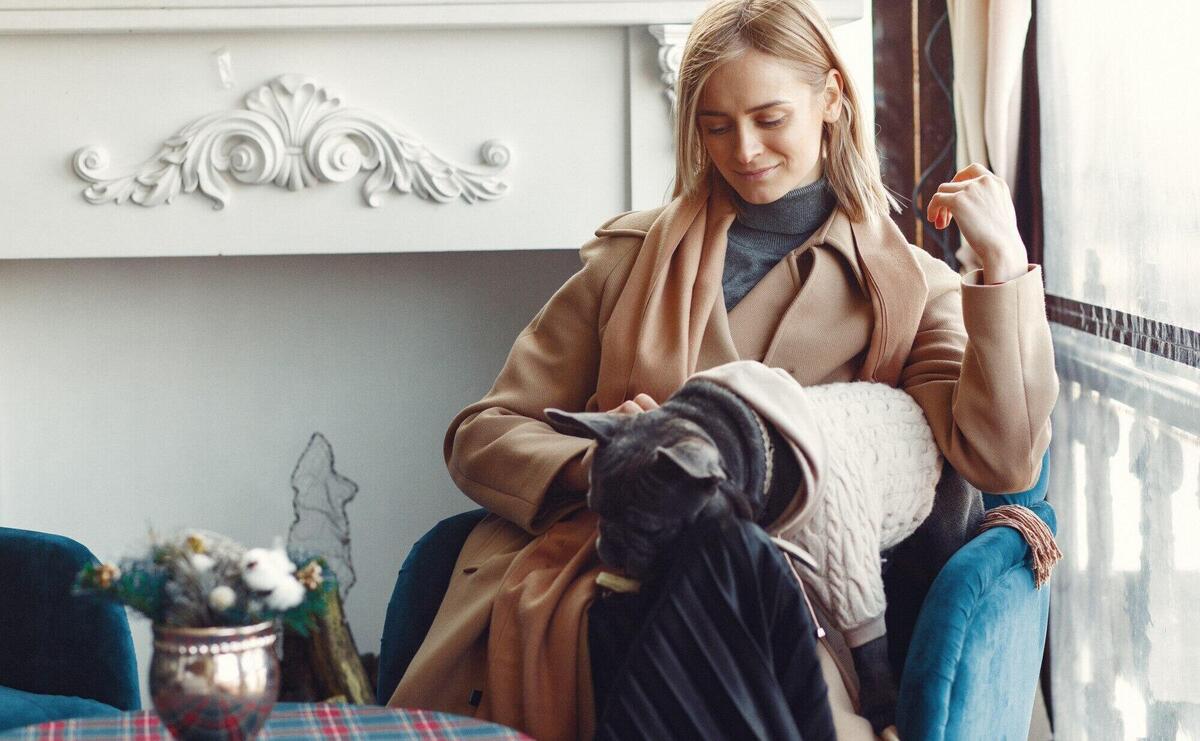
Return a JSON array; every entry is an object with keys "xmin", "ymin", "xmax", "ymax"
[
  {"xmin": 849, "ymin": 215, "xmax": 928, "ymax": 385},
  {"xmin": 720, "ymin": 210, "xmax": 869, "ymax": 377},
  {"xmin": 724, "ymin": 239, "xmax": 805, "ymax": 362},
  {"xmin": 696, "ymin": 287, "xmax": 741, "ymax": 372}
]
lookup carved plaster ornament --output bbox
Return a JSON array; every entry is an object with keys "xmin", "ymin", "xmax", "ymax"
[
  {"xmin": 73, "ymin": 74, "xmax": 512, "ymax": 209},
  {"xmin": 648, "ymin": 24, "xmax": 691, "ymax": 114}
]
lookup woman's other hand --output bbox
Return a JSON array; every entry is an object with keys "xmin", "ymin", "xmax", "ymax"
[
  {"xmin": 926, "ymin": 162, "xmax": 1029, "ymax": 284},
  {"xmin": 547, "ymin": 394, "xmax": 659, "ymax": 494},
  {"xmin": 605, "ymin": 393, "xmax": 660, "ymax": 416}
]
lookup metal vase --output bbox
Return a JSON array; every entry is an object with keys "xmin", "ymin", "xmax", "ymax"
[{"xmin": 150, "ymin": 621, "xmax": 280, "ymax": 741}]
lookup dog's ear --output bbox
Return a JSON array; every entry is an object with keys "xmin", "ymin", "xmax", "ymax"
[
  {"xmin": 655, "ymin": 439, "xmax": 726, "ymax": 482},
  {"xmin": 545, "ymin": 408, "xmax": 623, "ymax": 443}
]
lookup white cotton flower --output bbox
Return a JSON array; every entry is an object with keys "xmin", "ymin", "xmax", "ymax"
[
  {"xmin": 240, "ymin": 546, "xmax": 296, "ymax": 592},
  {"xmin": 188, "ymin": 553, "xmax": 215, "ymax": 572},
  {"xmin": 208, "ymin": 585, "xmax": 236, "ymax": 612},
  {"xmin": 264, "ymin": 576, "xmax": 305, "ymax": 611}
]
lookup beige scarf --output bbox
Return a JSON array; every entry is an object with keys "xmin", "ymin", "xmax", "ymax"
[{"xmin": 594, "ymin": 176, "xmax": 737, "ymax": 410}]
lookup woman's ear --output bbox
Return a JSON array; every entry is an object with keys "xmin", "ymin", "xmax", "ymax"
[{"xmin": 822, "ymin": 69, "xmax": 844, "ymax": 124}]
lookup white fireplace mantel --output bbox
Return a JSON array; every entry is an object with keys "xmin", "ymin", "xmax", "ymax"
[
  {"xmin": 0, "ymin": 0, "xmax": 867, "ymax": 258},
  {"xmin": 0, "ymin": 0, "xmax": 864, "ymax": 34}
]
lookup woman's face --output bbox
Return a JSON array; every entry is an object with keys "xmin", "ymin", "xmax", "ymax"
[{"xmin": 698, "ymin": 49, "xmax": 840, "ymax": 204}]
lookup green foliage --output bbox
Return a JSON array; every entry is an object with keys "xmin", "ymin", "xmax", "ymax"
[
  {"xmin": 279, "ymin": 557, "xmax": 337, "ymax": 637},
  {"xmin": 73, "ymin": 532, "xmax": 335, "ymax": 630}
]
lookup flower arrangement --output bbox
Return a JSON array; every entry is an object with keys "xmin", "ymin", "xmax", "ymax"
[{"xmin": 75, "ymin": 530, "xmax": 335, "ymax": 635}]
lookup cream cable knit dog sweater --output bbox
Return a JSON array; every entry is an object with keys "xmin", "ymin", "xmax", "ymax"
[
  {"xmin": 780, "ymin": 382, "xmax": 943, "ymax": 647},
  {"xmin": 686, "ymin": 362, "xmax": 944, "ymax": 650}
]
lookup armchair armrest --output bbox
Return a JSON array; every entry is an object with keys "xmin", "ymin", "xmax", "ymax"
[{"xmin": 895, "ymin": 499, "xmax": 1056, "ymax": 741}]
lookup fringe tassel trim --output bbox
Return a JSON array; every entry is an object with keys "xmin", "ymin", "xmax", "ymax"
[{"xmin": 977, "ymin": 505, "xmax": 1063, "ymax": 589}]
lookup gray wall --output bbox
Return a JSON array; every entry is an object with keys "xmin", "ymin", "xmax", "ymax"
[{"xmin": 0, "ymin": 249, "xmax": 580, "ymax": 699}]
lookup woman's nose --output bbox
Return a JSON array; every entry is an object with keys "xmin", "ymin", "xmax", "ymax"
[{"xmin": 734, "ymin": 128, "xmax": 763, "ymax": 164}]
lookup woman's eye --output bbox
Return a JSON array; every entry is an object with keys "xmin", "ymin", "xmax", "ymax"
[
  {"xmin": 760, "ymin": 118, "xmax": 786, "ymax": 128},
  {"xmin": 705, "ymin": 126, "xmax": 730, "ymax": 135}
]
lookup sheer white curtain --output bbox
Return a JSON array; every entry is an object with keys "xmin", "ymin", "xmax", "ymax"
[{"xmin": 945, "ymin": 0, "xmax": 1031, "ymax": 274}]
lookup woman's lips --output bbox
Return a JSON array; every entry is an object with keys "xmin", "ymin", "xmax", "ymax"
[{"xmin": 738, "ymin": 164, "xmax": 778, "ymax": 181}]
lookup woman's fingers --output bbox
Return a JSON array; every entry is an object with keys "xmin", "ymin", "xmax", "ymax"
[
  {"xmin": 607, "ymin": 394, "xmax": 659, "ymax": 415},
  {"xmin": 951, "ymin": 162, "xmax": 989, "ymax": 182},
  {"xmin": 926, "ymin": 162, "xmax": 1025, "ymax": 265},
  {"xmin": 926, "ymin": 191, "xmax": 955, "ymax": 229},
  {"xmin": 931, "ymin": 163, "xmax": 990, "ymax": 227},
  {"xmin": 935, "ymin": 180, "xmax": 972, "ymax": 193},
  {"xmin": 632, "ymin": 393, "xmax": 660, "ymax": 411}
]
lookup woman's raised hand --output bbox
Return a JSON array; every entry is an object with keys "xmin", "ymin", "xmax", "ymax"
[{"xmin": 926, "ymin": 163, "xmax": 1029, "ymax": 284}]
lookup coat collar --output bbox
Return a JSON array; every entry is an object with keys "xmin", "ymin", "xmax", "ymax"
[{"xmin": 847, "ymin": 211, "xmax": 928, "ymax": 385}]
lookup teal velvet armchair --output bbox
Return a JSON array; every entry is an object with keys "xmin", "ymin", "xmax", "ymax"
[
  {"xmin": 0, "ymin": 528, "xmax": 140, "ymax": 732},
  {"xmin": 377, "ymin": 452, "xmax": 1055, "ymax": 740}
]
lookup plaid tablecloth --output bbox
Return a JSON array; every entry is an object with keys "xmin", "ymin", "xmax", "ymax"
[{"xmin": 1, "ymin": 704, "xmax": 531, "ymax": 740}]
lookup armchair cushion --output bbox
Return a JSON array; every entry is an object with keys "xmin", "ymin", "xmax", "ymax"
[{"xmin": 0, "ymin": 686, "xmax": 122, "ymax": 732}]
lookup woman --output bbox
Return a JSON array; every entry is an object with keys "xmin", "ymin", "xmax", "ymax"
[{"xmin": 388, "ymin": 0, "xmax": 1057, "ymax": 738}]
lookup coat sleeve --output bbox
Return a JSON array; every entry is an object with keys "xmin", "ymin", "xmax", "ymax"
[
  {"xmin": 443, "ymin": 233, "xmax": 640, "ymax": 534},
  {"xmin": 898, "ymin": 248, "xmax": 1059, "ymax": 493}
]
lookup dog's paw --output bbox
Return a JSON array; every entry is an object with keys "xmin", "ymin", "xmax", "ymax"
[
  {"xmin": 858, "ymin": 690, "xmax": 898, "ymax": 737},
  {"xmin": 850, "ymin": 636, "xmax": 899, "ymax": 735}
]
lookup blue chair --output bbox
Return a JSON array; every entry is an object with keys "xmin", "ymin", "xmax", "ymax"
[
  {"xmin": 894, "ymin": 453, "xmax": 1054, "ymax": 741},
  {"xmin": 378, "ymin": 453, "xmax": 1055, "ymax": 741},
  {"xmin": 377, "ymin": 509, "xmax": 488, "ymax": 706},
  {"xmin": 0, "ymin": 528, "xmax": 141, "ymax": 731}
]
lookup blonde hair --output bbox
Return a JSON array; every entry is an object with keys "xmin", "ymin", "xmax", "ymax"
[{"xmin": 672, "ymin": 0, "xmax": 899, "ymax": 222}]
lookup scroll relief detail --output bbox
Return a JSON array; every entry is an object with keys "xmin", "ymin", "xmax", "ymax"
[
  {"xmin": 649, "ymin": 24, "xmax": 691, "ymax": 114},
  {"xmin": 72, "ymin": 74, "xmax": 512, "ymax": 209}
]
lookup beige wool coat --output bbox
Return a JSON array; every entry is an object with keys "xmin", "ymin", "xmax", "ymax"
[{"xmin": 389, "ymin": 201, "xmax": 1058, "ymax": 738}]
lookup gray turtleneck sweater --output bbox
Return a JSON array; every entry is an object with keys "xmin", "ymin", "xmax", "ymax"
[{"xmin": 723, "ymin": 177, "xmax": 838, "ymax": 312}]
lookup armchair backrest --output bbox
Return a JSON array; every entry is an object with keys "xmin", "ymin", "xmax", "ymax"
[{"xmin": 0, "ymin": 528, "xmax": 139, "ymax": 710}]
